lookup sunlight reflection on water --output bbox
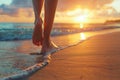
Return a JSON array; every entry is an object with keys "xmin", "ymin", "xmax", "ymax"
[
  {"xmin": 80, "ymin": 33, "xmax": 86, "ymax": 40},
  {"xmin": 0, "ymin": 28, "xmax": 120, "ymax": 78}
]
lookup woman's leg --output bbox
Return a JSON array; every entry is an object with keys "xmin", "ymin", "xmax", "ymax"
[
  {"xmin": 32, "ymin": 0, "xmax": 44, "ymax": 46},
  {"xmin": 42, "ymin": 0, "xmax": 58, "ymax": 53}
]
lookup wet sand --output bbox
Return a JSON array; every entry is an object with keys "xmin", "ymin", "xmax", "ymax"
[{"xmin": 30, "ymin": 32, "xmax": 120, "ymax": 80}]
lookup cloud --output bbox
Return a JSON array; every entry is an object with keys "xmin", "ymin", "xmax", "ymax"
[
  {"xmin": 10, "ymin": 0, "xmax": 32, "ymax": 8},
  {"xmin": 0, "ymin": 0, "xmax": 116, "ymax": 15},
  {"xmin": 92, "ymin": 6, "xmax": 120, "ymax": 19},
  {"xmin": 57, "ymin": 0, "xmax": 114, "ymax": 11},
  {"xmin": 0, "ymin": 4, "xmax": 18, "ymax": 16},
  {"xmin": 57, "ymin": 0, "xmax": 120, "ymax": 20},
  {"xmin": 0, "ymin": 0, "xmax": 120, "ymax": 23},
  {"xmin": 0, "ymin": 0, "xmax": 33, "ymax": 17}
]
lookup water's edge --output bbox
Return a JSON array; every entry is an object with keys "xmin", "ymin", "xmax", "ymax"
[{"xmin": 0, "ymin": 29, "xmax": 120, "ymax": 80}]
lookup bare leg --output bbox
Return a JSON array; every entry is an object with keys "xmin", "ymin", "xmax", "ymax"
[
  {"xmin": 41, "ymin": 0, "xmax": 58, "ymax": 54},
  {"xmin": 32, "ymin": 0, "xmax": 44, "ymax": 46}
]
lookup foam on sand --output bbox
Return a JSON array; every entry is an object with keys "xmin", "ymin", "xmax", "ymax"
[{"xmin": 1, "ymin": 28, "xmax": 120, "ymax": 80}]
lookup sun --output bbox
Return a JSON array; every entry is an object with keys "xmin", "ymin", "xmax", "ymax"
[
  {"xmin": 73, "ymin": 8, "xmax": 90, "ymax": 23},
  {"xmin": 74, "ymin": 15, "xmax": 88, "ymax": 23}
]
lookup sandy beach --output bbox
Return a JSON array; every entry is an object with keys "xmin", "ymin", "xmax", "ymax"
[{"xmin": 29, "ymin": 31, "xmax": 120, "ymax": 80}]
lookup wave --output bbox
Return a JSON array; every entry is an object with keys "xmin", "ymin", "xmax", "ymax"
[
  {"xmin": 0, "ymin": 23, "xmax": 120, "ymax": 41},
  {"xmin": 1, "ymin": 27, "xmax": 120, "ymax": 79},
  {"xmin": 0, "ymin": 28, "xmax": 75, "ymax": 41}
]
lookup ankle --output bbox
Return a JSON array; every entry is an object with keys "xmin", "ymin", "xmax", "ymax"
[
  {"xmin": 43, "ymin": 42, "xmax": 51, "ymax": 48},
  {"xmin": 34, "ymin": 17, "xmax": 43, "ymax": 25}
]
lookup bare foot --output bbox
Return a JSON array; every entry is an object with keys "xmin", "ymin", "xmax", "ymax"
[
  {"xmin": 41, "ymin": 41, "xmax": 58, "ymax": 55},
  {"xmin": 32, "ymin": 18, "xmax": 43, "ymax": 46},
  {"xmin": 39, "ymin": 41, "xmax": 58, "ymax": 62}
]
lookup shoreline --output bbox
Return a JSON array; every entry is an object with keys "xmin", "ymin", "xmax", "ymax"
[
  {"xmin": 30, "ymin": 31, "xmax": 120, "ymax": 80},
  {"xmin": 1, "ymin": 29, "xmax": 120, "ymax": 80}
]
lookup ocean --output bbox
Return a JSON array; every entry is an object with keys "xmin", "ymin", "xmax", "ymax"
[
  {"xmin": 0, "ymin": 22, "xmax": 120, "ymax": 79},
  {"xmin": 0, "ymin": 23, "xmax": 119, "ymax": 41}
]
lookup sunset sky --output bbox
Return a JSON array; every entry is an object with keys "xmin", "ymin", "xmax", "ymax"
[{"xmin": 0, "ymin": 0, "xmax": 120, "ymax": 23}]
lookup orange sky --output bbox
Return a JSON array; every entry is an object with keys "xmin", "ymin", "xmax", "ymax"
[{"xmin": 0, "ymin": 0, "xmax": 120, "ymax": 23}]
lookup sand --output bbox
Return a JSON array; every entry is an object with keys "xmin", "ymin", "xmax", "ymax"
[{"xmin": 29, "ymin": 32, "xmax": 120, "ymax": 80}]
